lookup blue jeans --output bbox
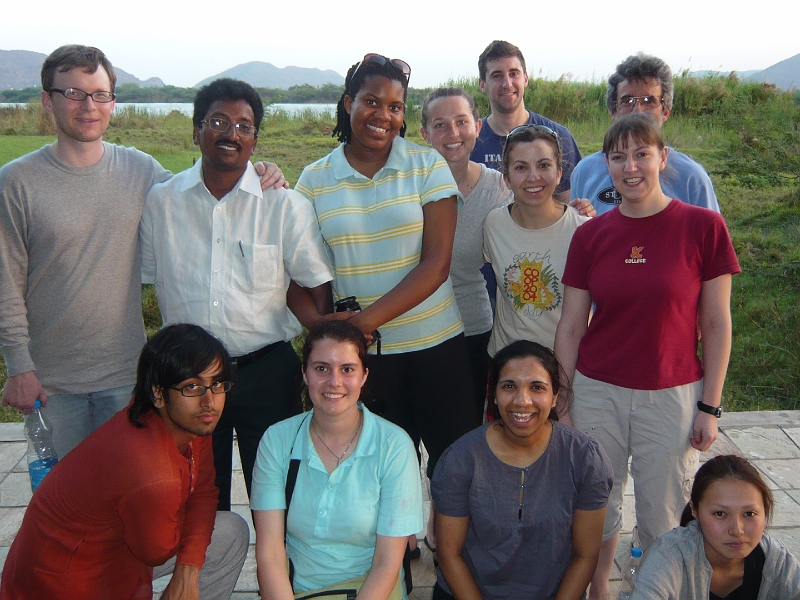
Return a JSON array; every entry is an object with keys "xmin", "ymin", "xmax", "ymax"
[{"xmin": 42, "ymin": 384, "xmax": 133, "ymax": 459}]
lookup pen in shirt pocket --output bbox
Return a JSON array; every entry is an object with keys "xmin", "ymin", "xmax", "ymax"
[{"xmin": 238, "ymin": 240, "xmax": 245, "ymax": 257}]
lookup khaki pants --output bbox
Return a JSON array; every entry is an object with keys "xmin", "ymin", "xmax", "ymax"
[
  {"xmin": 153, "ymin": 511, "xmax": 249, "ymax": 599},
  {"xmin": 570, "ymin": 371, "xmax": 702, "ymax": 549}
]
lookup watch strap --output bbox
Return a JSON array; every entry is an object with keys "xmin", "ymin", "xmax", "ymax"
[{"xmin": 697, "ymin": 401, "xmax": 723, "ymax": 418}]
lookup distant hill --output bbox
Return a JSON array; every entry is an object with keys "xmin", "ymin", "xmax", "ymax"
[
  {"xmin": 194, "ymin": 62, "xmax": 344, "ymax": 89},
  {"xmin": 688, "ymin": 69, "xmax": 761, "ymax": 79},
  {"xmin": 745, "ymin": 53, "xmax": 800, "ymax": 90},
  {"xmin": 0, "ymin": 49, "xmax": 164, "ymax": 90}
]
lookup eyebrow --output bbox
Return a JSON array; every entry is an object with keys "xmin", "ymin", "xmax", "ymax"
[
  {"xmin": 499, "ymin": 378, "xmax": 550, "ymax": 385},
  {"xmin": 210, "ymin": 112, "xmax": 254, "ymax": 123},
  {"xmin": 432, "ymin": 113, "xmax": 470, "ymax": 121},
  {"xmin": 704, "ymin": 502, "xmax": 762, "ymax": 512}
]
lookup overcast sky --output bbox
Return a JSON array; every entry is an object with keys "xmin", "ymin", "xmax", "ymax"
[{"xmin": 3, "ymin": 0, "xmax": 798, "ymax": 88}]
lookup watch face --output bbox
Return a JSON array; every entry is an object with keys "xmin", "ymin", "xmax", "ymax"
[{"xmin": 698, "ymin": 402, "xmax": 723, "ymax": 417}]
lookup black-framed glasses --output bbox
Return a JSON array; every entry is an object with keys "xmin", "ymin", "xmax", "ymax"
[
  {"xmin": 201, "ymin": 117, "xmax": 257, "ymax": 138},
  {"xmin": 170, "ymin": 381, "xmax": 233, "ymax": 397},
  {"xmin": 48, "ymin": 87, "xmax": 116, "ymax": 103},
  {"xmin": 354, "ymin": 53, "xmax": 411, "ymax": 81},
  {"xmin": 507, "ymin": 124, "xmax": 558, "ymax": 141},
  {"xmin": 615, "ymin": 95, "xmax": 662, "ymax": 113}
]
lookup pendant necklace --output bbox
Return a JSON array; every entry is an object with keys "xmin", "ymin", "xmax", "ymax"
[{"xmin": 312, "ymin": 412, "xmax": 363, "ymax": 466}]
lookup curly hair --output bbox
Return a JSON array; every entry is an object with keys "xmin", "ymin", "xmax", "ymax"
[{"xmin": 606, "ymin": 53, "xmax": 674, "ymax": 114}]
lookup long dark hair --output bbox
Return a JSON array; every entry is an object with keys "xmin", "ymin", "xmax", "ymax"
[
  {"xmin": 128, "ymin": 324, "xmax": 233, "ymax": 427},
  {"xmin": 486, "ymin": 340, "xmax": 568, "ymax": 421},
  {"xmin": 680, "ymin": 454, "xmax": 774, "ymax": 526},
  {"xmin": 332, "ymin": 60, "xmax": 409, "ymax": 144}
]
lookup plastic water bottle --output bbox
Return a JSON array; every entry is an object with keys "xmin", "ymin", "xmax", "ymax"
[
  {"xmin": 25, "ymin": 400, "xmax": 59, "ymax": 492},
  {"xmin": 617, "ymin": 546, "xmax": 643, "ymax": 599}
]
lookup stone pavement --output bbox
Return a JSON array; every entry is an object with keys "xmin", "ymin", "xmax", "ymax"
[{"xmin": 1, "ymin": 410, "xmax": 799, "ymax": 598}]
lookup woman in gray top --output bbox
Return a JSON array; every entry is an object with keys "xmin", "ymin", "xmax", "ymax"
[
  {"xmin": 632, "ymin": 455, "xmax": 800, "ymax": 600},
  {"xmin": 430, "ymin": 340, "xmax": 613, "ymax": 599},
  {"xmin": 420, "ymin": 87, "xmax": 512, "ymax": 422},
  {"xmin": 419, "ymin": 88, "xmax": 593, "ymax": 422}
]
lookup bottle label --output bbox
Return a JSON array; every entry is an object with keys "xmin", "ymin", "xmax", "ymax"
[{"xmin": 29, "ymin": 456, "xmax": 58, "ymax": 491}]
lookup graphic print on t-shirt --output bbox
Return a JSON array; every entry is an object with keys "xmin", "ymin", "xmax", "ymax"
[
  {"xmin": 597, "ymin": 185, "xmax": 622, "ymax": 205},
  {"xmin": 503, "ymin": 251, "xmax": 561, "ymax": 317}
]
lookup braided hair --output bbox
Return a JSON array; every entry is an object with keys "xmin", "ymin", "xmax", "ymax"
[{"xmin": 332, "ymin": 60, "xmax": 409, "ymax": 144}]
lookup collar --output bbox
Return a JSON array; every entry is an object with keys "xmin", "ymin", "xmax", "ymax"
[
  {"xmin": 179, "ymin": 159, "xmax": 262, "ymax": 200},
  {"xmin": 291, "ymin": 404, "xmax": 378, "ymax": 463},
  {"xmin": 330, "ymin": 137, "xmax": 409, "ymax": 180}
]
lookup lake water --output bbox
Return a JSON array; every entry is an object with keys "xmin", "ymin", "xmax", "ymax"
[{"xmin": 1, "ymin": 102, "xmax": 336, "ymax": 117}]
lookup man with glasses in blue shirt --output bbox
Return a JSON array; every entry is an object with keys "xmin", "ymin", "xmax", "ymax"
[
  {"xmin": 140, "ymin": 78, "xmax": 334, "ymax": 511},
  {"xmin": 570, "ymin": 53, "xmax": 720, "ymax": 215}
]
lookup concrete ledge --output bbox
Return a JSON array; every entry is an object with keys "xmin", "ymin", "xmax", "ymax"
[
  {"xmin": 0, "ymin": 424, "xmax": 25, "ymax": 443},
  {"xmin": 720, "ymin": 410, "xmax": 800, "ymax": 428}
]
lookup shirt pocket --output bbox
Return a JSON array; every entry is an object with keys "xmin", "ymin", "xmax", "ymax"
[{"xmin": 232, "ymin": 243, "xmax": 279, "ymax": 293}]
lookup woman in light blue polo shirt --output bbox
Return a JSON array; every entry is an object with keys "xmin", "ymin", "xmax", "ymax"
[
  {"xmin": 295, "ymin": 55, "xmax": 481, "ymax": 549},
  {"xmin": 251, "ymin": 321, "xmax": 422, "ymax": 599}
]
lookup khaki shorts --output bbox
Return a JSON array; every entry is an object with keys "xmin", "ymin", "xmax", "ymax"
[{"xmin": 570, "ymin": 371, "xmax": 701, "ymax": 548}]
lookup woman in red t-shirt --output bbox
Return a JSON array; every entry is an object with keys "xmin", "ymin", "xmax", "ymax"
[{"xmin": 554, "ymin": 112, "xmax": 740, "ymax": 600}]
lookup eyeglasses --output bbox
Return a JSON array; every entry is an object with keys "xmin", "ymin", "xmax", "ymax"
[
  {"xmin": 48, "ymin": 87, "xmax": 116, "ymax": 103},
  {"xmin": 201, "ymin": 117, "xmax": 257, "ymax": 138},
  {"xmin": 170, "ymin": 381, "xmax": 233, "ymax": 397},
  {"xmin": 615, "ymin": 95, "xmax": 662, "ymax": 113},
  {"xmin": 353, "ymin": 53, "xmax": 411, "ymax": 81},
  {"xmin": 507, "ymin": 124, "xmax": 559, "ymax": 141}
]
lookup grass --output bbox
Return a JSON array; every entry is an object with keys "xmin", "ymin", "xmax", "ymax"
[{"xmin": 1, "ymin": 75, "xmax": 798, "ymax": 421}]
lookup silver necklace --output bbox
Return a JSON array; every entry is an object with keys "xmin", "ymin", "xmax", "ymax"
[{"xmin": 311, "ymin": 412, "xmax": 363, "ymax": 466}]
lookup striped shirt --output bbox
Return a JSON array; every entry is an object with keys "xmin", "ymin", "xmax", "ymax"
[{"xmin": 296, "ymin": 137, "xmax": 464, "ymax": 354}]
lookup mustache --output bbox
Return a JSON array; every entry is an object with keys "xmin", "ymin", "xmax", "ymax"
[{"xmin": 215, "ymin": 140, "xmax": 242, "ymax": 151}]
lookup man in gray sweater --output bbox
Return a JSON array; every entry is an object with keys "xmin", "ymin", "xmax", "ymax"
[
  {"xmin": 0, "ymin": 46, "xmax": 285, "ymax": 458},
  {"xmin": 0, "ymin": 45, "xmax": 170, "ymax": 458}
]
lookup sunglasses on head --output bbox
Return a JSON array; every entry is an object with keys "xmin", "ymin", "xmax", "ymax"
[
  {"xmin": 503, "ymin": 124, "xmax": 559, "ymax": 162},
  {"xmin": 353, "ymin": 53, "xmax": 411, "ymax": 81},
  {"xmin": 507, "ymin": 124, "xmax": 558, "ymax": 140}
]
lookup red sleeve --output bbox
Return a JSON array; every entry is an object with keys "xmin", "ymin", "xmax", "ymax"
[
  {"xmin": 176, "ymin": 436, "xmax": 219, "ymax": 568},
  {"xmin": 118, "ymin": 480, "xmax": 186, "ymax": 566},
  {"xmin": 562, "ymin": 225, "xmax": 590, "ymax": 290},
  {"xmin": 701, "ymin": 213, "xmax": 740, "ymax": 281}
]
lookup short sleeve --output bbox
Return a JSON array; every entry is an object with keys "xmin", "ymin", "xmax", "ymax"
[
  {"xmin": 375, "ymin": 428, "xmax": 424, "ymax": 537},
  {"xmin": 562, "ymin": 226, "xmax": 591, "ymax": 290},
  {"xmin": 418, "ymin": 152, "xmax": 462, "ymax": 207},
  {"xmin": 250, "ymin": 423, "xmax": 292, "ymax": 511},
  {"xmin": 701, "ymin": 213, "xmax": 740, "ymax": 282},
  {"xmin": 430, "ymin": 441, "xmax": 474, "ymax": 518},
  {"xmin": 575, "ymin": 438, "xmax": 614, "ymax": 512},
  {"xmin": 280, "ymin": 190, "xmax": 333, "ymax": 289}
]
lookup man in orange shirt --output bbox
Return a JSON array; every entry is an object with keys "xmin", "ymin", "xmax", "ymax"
[{"xmin": 1, "ymin": 324, "xmax": 249, "ymax": 600}]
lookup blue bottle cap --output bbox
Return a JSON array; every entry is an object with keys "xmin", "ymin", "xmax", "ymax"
[{"xmin": 33, "ymin": 400, "xmax": 43, "ymax": 409}]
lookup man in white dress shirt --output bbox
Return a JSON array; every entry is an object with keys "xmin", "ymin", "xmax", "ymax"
[{"xmin": 140, "ymin": 78, "xmax": 334, "ymax": 509}]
